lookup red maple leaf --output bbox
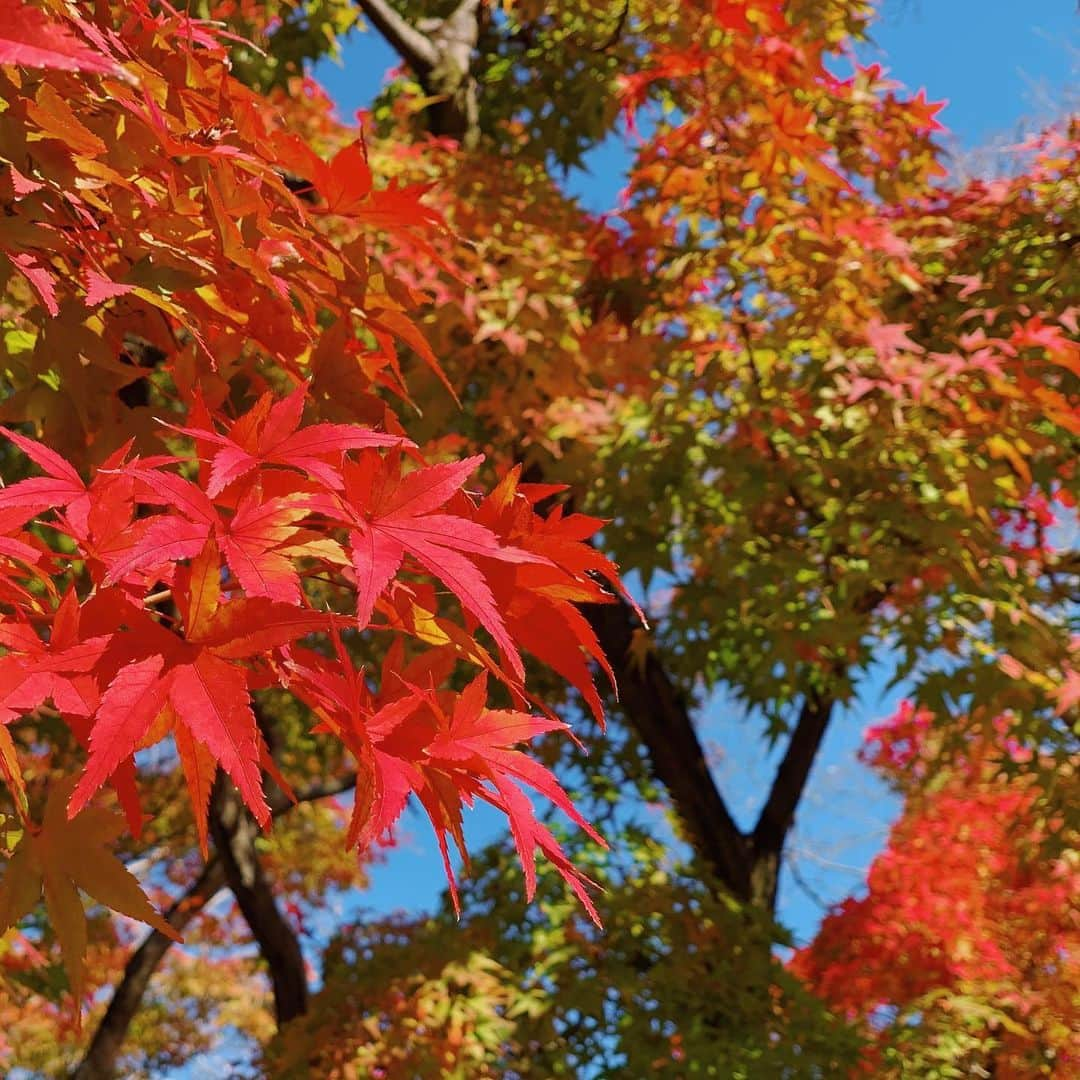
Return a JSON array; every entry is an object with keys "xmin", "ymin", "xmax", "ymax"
[
  {"xmin": 0, "ymin": 0, "xmax": 118, "ymax": 73},
  {"xmin": 288, "ymin": 646, "xmax": 603, "ymax": 923},
  {"xmin": 167, "ymin": 384, "xmax": 406, "ymax": 496},
  {"xmin": 0, "ymin": 589, "xmax": 146, "ymax": 834},
  {"xmin": 328, "ymin": 452, "xmax": 545, "ymax": 681},
  {"xmin": 98, "ymin": 464, "xmax": 326, "ymax": 606},
  {"xmin": 473, "ymin": 468, "xmax": 642, "ymax": 723},
  {"xmin": 0, "ymin": 433, "xmax": 172, "ymax": 556},
  {"xmin": 68, "ymin": 541, "xmax": 332, "ymax": 831},
  {"xmin": 0, "ymin": 428, "xmax": 89, "ymax": 527},
  {"xmin": 217, "ymin": 488, "xmax": 320, "ymax": 604},
  {"xmin": 0, "ymin": 589, "xmax": 104, "ymax": 725}
]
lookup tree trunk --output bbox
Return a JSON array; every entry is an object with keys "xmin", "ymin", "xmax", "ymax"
[
  {"xmin": 583, "ymin": 595, "xmax": 755, "ymax": 900},
  {"xmin": 209, "ymin": 780, "xmax": 309, "ymax": 1026},
  {"xmin": 72, "ymin": 860, "xmax": 227, "ymax": 1080},
  {"xmin": 358, "ymin": 0, "xmax": 483, "ymax": 146}
]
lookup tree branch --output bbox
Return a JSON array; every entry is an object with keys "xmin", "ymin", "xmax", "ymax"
[
  {"xmin": 591, "ymin": 0, "xmax": 630, "ymax": 52},
  {"xmin": 73, "ymin": 775, "xmax": 356, "ymax": 1078},
  {"xmin": 358, "ymin": 0, "xmax": 483, "ymax": 145},
  {"xmin": 748, "ymin": 690, "xmax": 835, "ymax": 908},
  {"xmin": 356, "ymin": 0, "xmax": 438, "ymax": 76},
  {"xmin": 744, "ymin": 584, "xmax": 891, "ymax": 906},
  {"xmin": 583, "ymin": 595, "xmax": 754, "ymax": 901},
  {"xmin": 72, "ymin": 858, "xmax": 227, "ymax": 1080},
  {"xmin": 210, "ymin": 780, "xmax": 308, "ymax": 1027}
]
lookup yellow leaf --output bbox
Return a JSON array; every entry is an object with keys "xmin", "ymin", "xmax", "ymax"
[
  {"xmin": 0, "ymin": 778, "xmax": 180, "ymax": 1015},
  {"xmin": 986, "ymin": 434, "xmax": 1032, "ymax": 486},
  {"xmin": 195, "ymin": 284, "xmax": 249, "ymax": 324},
  {"xmin": 27, "ymin": 83, "xmax": 106, "ymax": 158},
  {"xmin": 626, "ymin": 627, "xmax": 655, "ymax": 678},
  {"xmin": 0, "ymin": 723, "xmax": 29, "ymax": 825}
]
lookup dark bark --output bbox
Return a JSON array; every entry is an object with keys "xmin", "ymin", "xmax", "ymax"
[
  {"xmin": 72, "ymin": 859, "xmax": 227, "ymax": 1080},
  {"xmin": 583, "ymin": 595, "xmax": 755, "ymax": 901},
  {"xmin": 358, "ymin": 0, "xmax": 483, "ymax": 146},
  {"xmin": 73, "ymin": 776, "xmax": 356, "ymax": 1078},
  {"xmin": 749, "ymin": 691, "xmax": 835, "ymax": 909},
  {"xmin": 209, "ymin": 779, "xmax": 308, "ymax": 1026}
]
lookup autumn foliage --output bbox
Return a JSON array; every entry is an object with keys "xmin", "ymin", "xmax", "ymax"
[
  {"xmin": 0, "ymin": 0, "xmax": 1077, "ymax": 1075},
  {"xmin": 793, "ymin": 706, "xmax": 1080, "ymax": 1077},
  {"xmin": 0, "ymin": 0, "xmax": 620, "ymax": 1015}
]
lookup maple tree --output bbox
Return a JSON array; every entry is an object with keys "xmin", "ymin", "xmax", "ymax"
[
  {"xmin": 0, "ymin": 0, "xmax": 622, "ymax": 1064},
  {"xmin": 792, "ymin": 705, "xmax": 1080, "ymax": 1077},
  {"xmin": 0, "ymin": 0, "xmax": 1077, "ymax": 1076}
]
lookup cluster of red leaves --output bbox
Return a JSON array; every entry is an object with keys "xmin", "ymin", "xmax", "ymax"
[
  {"xmin": 0, "ymin": 391, "xmax": 620, "ymax": 915},
  {"xmin": 0, "ymin": 0, "xmax": 445, "ymax": 460},
  {"xmin": 792, "ymin": 705, "xmax": 1080, "ymax": 1075},
  {"xmin": 0, "ymin": 0, "xmax": 627, "ymax": 1003}
]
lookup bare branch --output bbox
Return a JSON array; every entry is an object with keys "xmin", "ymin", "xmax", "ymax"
[
  {"xmin": 74, "ymin": 775, "xmax": 356, "ymax": 1077},
  {"xmin": 72, "ymin": 859, "xmax": 227, "ymax": 1080},
  {"xmin": 584, "ymin": 595, "xmax": 754, "ymax": 900},
  {"xmin": 356, "ymin": 0, "xmax": 438, "ymax": 76}
]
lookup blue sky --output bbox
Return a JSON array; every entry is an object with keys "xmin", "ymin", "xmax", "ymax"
[
  {"xmin": 317, "ymin": 0, "xmax": 1078, "ymax": 211},
  {"xmin": 861, "ymin": 0, "xmax": 1077, "ymax": 150},
  {"xmin": 310, "ymin": 0, "xmax": 1078, "ymax": 944}
]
